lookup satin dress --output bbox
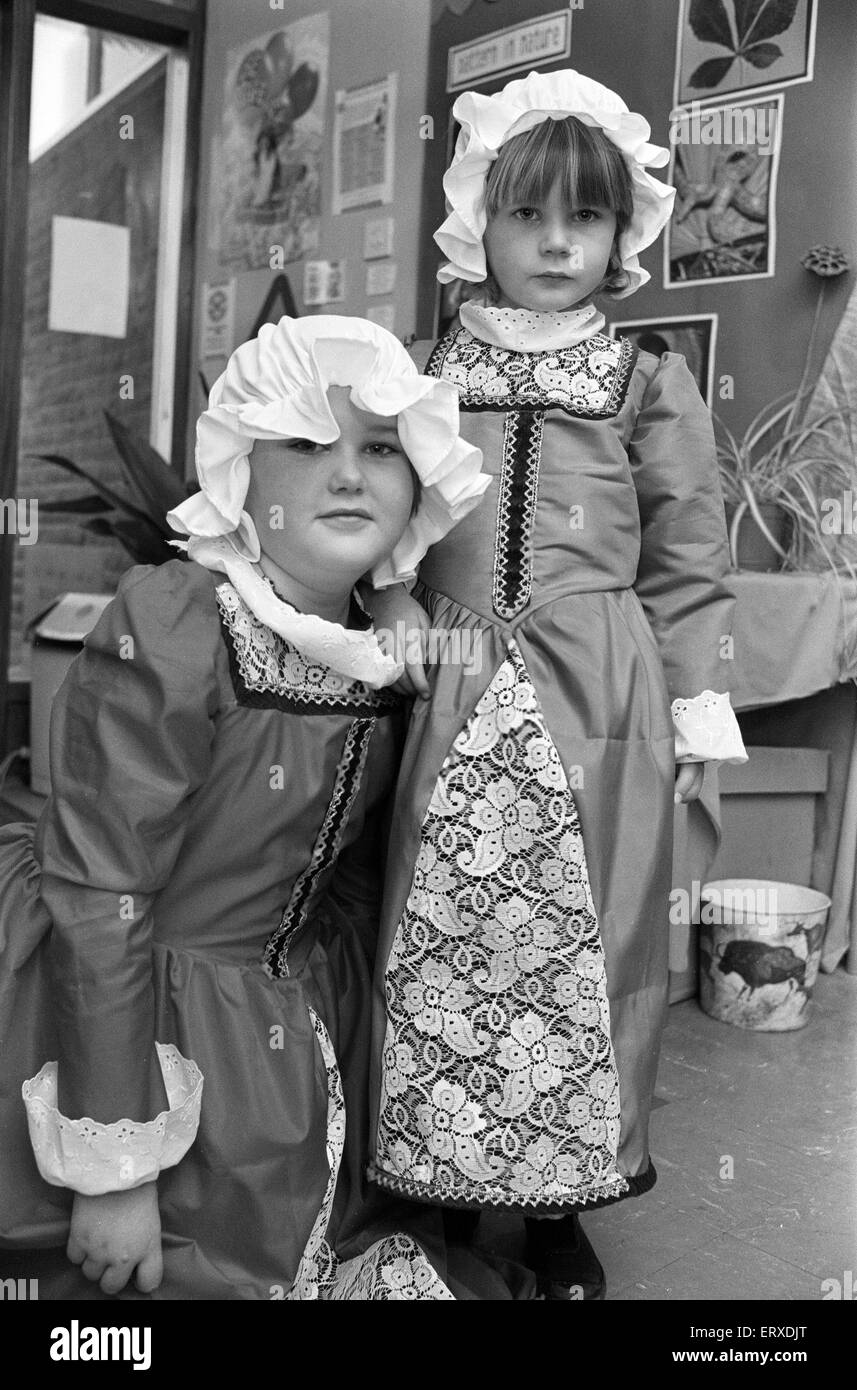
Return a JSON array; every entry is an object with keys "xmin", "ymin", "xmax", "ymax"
[
  {"xmin": 0, "ymin": 560, "xmax": 455, "ymax": 1299},
  {"xmin": 368, "ymin": 326, "xmax": 736, "ymax": 1215}
]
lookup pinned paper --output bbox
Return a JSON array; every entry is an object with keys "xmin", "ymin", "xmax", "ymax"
[
  {"xmin": 48, "ymin": 216, "xmax": 130, "ymax": 338},
  {"xmin": 367, "ymin": 303, "xmax": 395, "ymax": 333},
  {"xmin": 201, "ymin": 278, "xmax": 236, "ymax": 358},
  {"xmin": 365, "ymin": 261, "xmax": 397, "ymax": 297},
  {"xmin": 303, "ymin": 260, "xmax": 346, "ymax": 306},
  {"xmin": 363, "ymin": 216, "xmax": 395, "ymax": 260}
]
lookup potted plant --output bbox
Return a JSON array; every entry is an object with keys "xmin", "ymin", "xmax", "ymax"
[
  {"xmin": 34, "ymin": 410, "xmax": 194, "ymax": 566},
  {"xmin": 716, "ymin": 245, "xmax": 855, "ymax": 572}
]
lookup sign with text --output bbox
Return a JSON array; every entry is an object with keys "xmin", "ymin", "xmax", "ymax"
[{"xmin": 446, "ymin": 10, "xmax": 572, "ymax": 93}]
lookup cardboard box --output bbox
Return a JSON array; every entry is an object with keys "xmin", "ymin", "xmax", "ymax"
[
  {"xmin": 29, "ymin": 593, "xmax": 113, "ymax": 796},
  {"xmin": 710, "ymin": 747, "xmax": 830, "ymax": 886}
]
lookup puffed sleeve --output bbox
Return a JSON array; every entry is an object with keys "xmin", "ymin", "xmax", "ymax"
[
  {"xmin": 628, "ymin": 353, "xmax": 747, "ymax": 764},
  {"xmin": 24, "ymin": 561, "xmax": 221, "ymax": 1192}
]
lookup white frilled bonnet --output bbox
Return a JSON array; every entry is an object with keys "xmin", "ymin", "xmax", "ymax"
[
  {"xmin": 435, "ymin": 69, "xmax": 675, "ymax": 298},
  {"xmin": 167, "ymin": 315, "xmax": 490, "ymax": 689}
]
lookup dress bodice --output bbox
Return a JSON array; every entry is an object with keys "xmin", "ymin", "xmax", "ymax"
[{"xmin": 417, "ymin": 327, "xmax": 660, "ymax": 619}]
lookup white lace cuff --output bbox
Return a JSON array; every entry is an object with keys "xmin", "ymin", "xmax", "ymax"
[
  {"xmin": 22, "ymin": 1043, "xmax": 203, "ymax": 1196},
  {"xmin": 672, "ymin": 690, "xmax": 748, "ymax": 764}
]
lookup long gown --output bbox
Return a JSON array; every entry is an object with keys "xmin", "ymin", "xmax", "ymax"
[
  {"xmin": 0, "ymin": 559, "xmax": 457, "ymax": 1299},
  {"xmin": 367, "ymin": 324, "xmax": 738, "ymax": 1214}
]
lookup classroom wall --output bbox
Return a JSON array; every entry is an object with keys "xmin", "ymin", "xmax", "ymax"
[
  {"xmin": 192, "ymin": 0, "xmax": 856, "ymax": 449},
  {"xmin": 190, "ymin": 0, "xmax": 432, "ymax": 466},
  {"xmin": 417, "ymin": 0, "xmax": 857, "ymax": 436}
]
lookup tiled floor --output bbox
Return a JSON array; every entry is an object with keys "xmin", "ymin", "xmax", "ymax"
[{"xmin": 482, "ymin": 968, "xmax": 857, "ymax": 1301}]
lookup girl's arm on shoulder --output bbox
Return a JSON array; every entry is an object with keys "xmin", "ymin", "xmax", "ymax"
[
  {"xmin": 360, "ymin": 582, "xmax": 431, "ymax": 699},
  {"xmin": 628, "ymin": 353, "xmax": 746, "ymax": 764}
]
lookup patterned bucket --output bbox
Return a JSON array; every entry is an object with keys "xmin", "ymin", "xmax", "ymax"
[{"xmin": 698, "ymin": 879, "xmax": 830, "ymax": 1032}]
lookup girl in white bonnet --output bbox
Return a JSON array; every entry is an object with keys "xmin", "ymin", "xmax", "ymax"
[
  {"xmin": 364, "ymin": 70, "xmax": 748, "ymax": 1299},
  {"xmin": 0, "ymin": 315, "xmax": 490, "ymax": 1300}
]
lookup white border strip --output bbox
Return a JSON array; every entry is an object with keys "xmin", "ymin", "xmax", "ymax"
[{"xmin": 149, "ymin": 50, "xmax": 188, "ymax": 459}]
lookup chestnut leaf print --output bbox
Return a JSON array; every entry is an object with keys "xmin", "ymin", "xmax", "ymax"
[{"xmin": 688, "ymin": 0, "xmax": 801, "ymax": 90}]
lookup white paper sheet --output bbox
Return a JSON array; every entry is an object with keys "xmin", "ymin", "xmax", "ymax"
[{"xmin": 48, "ymin": 216, "xmax": 131, "ymax": 338}]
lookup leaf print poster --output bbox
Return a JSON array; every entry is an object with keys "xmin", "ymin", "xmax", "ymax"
[{"xmin": 674, "ymin": 0, "xmax": 817, "ymax": 108}]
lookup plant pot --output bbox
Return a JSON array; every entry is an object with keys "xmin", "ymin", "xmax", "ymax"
[{"xmin": 725, "ymin": 502, "xmax": 790, "ymax": 572}]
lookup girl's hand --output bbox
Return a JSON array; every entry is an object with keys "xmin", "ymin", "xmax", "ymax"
[
  {"xmin": 67, "ymin": 1181, "xmax": 163, "ymax": 1295},
  {"xmin": 364, "ymin": 585, "xmax": 432, "ymax": 700},
  {"xmin": 674, "ymin": 762, "xmax": 706, "ymax": 804}
]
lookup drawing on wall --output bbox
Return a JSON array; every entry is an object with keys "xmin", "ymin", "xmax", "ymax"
[
  {"xmin": 674, "ymin": 0, "xmax": 816, "ymax": 107},
  {"xmin": 216, "ymin": 11, "xmax": 329, "ymax": 269},
  {"xmin": 250, "ymin": 274, "xmax": 299, "ymax": 338},
  {"xmin": 665, "ymin": 95, "xmax": 782, "ymax": 287},
  {"xmin": 608, "ymin": 314, "xmax": 718, "ymax": 406},
  {"xmin": 303, "ymin": 259, "xmax": 346, "ymax": 306}
]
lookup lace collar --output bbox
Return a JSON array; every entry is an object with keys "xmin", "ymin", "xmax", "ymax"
[
  {"xmin": 187, "ymin": 535, "xmax": 401, "ymax": 689},
  {"xmin": 459, "ymin": 299, "xmax": 606, "ymax": 352},
  {"xmin": 216, "ymin": 581, "xmax": 398, "ymax": 711}
]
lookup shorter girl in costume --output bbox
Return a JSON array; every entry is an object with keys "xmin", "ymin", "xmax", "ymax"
[
  {"xmin": 0, "ymin": 316, "xmax": 489, "ymax": 1300},
  {"xmin": 365, "ymin": 71, "xmax": 747, "ymax": 1298}
]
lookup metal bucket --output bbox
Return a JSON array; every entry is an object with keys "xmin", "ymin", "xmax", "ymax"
[{"xmin": 699, "ymin": 879, "xmax": 831, "ymax": 1031}]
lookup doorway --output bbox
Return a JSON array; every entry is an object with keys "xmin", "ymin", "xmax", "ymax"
[{"xmin": 0, "ymin": 0, "xmax": 205, "ymax": 741}]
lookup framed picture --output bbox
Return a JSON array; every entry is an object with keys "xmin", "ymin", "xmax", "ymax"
[
  {"xmin": 608, "ymin": 314, "xmax": 718, "ymax": 406},
  {"xmin": 674, "ymin": 0, "xmax": 817, "ymax": 108},
  {"xmin": 664, "ymin": 94, "xmax": 782, "ymax": 288}
]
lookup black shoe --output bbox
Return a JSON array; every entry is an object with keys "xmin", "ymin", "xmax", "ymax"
[
  {"xmin": 525, "ymin": 1213, "xmax": 606, "ymax": 1301},
  {"xmin": 442, "ymin": 1207, "xmax": 482, "ymax": 1246}
]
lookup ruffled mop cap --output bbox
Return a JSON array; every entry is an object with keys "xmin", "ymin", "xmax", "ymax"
[
  {"xmin": 435, "ymin": 69, "xmax": 675, "ymax": 297},
  {"xmin": 168, "ymin": 314, "xmax": 490, "ymax": 589}
]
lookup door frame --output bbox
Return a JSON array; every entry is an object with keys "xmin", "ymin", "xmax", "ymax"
[{"xmin": 0, "ymin": 0, "xmax": 206, "ymax": 743}]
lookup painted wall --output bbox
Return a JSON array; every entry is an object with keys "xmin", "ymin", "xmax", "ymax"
[
  {"xmin": 418, "ymin": 0, "xmax": 857, "ymax": 436},
  {"xmin": 190, "ymin": 0, "xmax": 432, "ymax": 467},
  {"xmin": 191, "ymin": 0, "xmax": 855, "ymax": 450}
]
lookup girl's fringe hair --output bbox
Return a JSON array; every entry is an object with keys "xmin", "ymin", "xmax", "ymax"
[{"xmin": 482, "ymin": 116, "xmax": 635, "ymax": 298}]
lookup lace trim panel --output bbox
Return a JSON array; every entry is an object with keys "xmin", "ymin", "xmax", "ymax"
[
  {"xmin": 425, "ymin": 327, "xmax": 638, "ymax": 419},
  {"xmin": 372, "ymin": 642, "xmax": 628, "ymax": 1210},
  {"xmin": 493, "ymin": 411, "xmax": 544, "ymax": 621},
  {"xmin": 216, "ymin": 583, "xmax": 398, "ymax": 716},
  {"xmin": 22, "ymin": 1043, "xmax": 203, "ymax": 1196},
  {"xmin": 286, "ymin": 1009, "xmax": 454, "ymax": 1300},
  {"xmin": 263, "ymin": 717, "xmax": 376, "ymax": 979}
]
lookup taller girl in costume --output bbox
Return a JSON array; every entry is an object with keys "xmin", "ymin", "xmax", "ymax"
[
  {"xmin": 366, "ymin": 70, "xmax": 747, "ymax": 1297},
  {"xmin": 0, "ymin": 316, "xmax": 490, "ymax": 1300}
]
